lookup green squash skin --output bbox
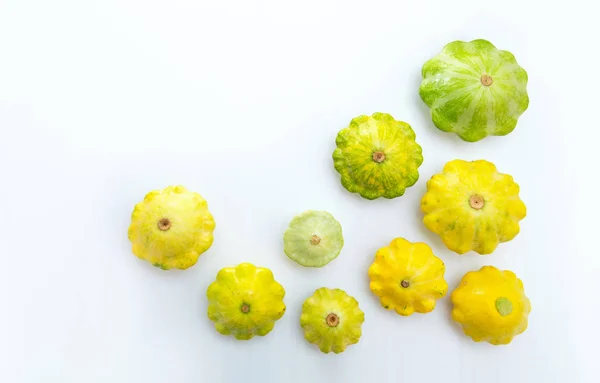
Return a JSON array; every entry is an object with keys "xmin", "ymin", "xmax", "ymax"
[
  {"xmin": 283, "ymin": 210, "xmax": 344, "ymax": 267},
  {"xmin": 419, "ymin": 39, "xmax": 529, "ymax": 142},
  {"xmin": 333, "ymin": 113, "xmax": 423, "ymax": 200}
]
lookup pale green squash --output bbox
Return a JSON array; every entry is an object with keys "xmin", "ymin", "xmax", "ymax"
[{"xmin": 420, "ymin": 39, "xmax": 529, "ymax": 142}]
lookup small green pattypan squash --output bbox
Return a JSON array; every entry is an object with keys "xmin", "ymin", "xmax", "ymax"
[
  {"xmin": 333, "ymin": 112, "xmax": 423, "ymax": 200},
  {"xmin": 420, "ymin": 39, "xmax": 529, "ymax": 142},
  {"xmin": 283, "ymin": 210, "xmax": 344, "ymax": 267}
]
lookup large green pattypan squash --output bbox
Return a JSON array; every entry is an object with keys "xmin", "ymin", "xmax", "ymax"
[{"xmin": 420, "ymin": 39, "xmax": 529, "ymax": 142}]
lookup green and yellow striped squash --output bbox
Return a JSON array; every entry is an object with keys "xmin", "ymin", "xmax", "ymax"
[
  {"xmin": 419, "ymin": 39, "xmax": 529, "ymax": 142},
  {"xmin": 333, "ymin": 112, "xmax": 423, "ymax": 200}
]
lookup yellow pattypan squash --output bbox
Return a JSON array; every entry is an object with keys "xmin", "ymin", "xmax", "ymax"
[
  {"xmin": 128, "ymin": 185, "xmax": 215, "ymax": 270},
  {"xmin": 368, "ymin": 238, "xmax": 448, "ymax": 316},
  {"xmin": 452, "ymin": 266, "xmax": 531, "ymax": 345},
  {"xmin": 421, "ymin": 159, "xmax": 526, "ymax": 254},
  {"xmin": 207, "ymin": 263, "xmax": 286, "ymax": 340},
  {"xmin": 300, "ymin": 288, "xmax": 364, "ymax": 354}
]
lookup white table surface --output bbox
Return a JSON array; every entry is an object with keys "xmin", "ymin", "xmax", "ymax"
[{"xmin": 1, "ymin": 1, "xmax": 597, "ymax": 382}]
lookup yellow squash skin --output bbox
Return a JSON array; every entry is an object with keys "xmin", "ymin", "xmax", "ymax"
[
  {"xmin": 207, "ymin": 263, "xmax": 286, "ymax": 340},
  {"xmin": 421, "ymin": 159, "xmax": 526, "ymax": 255},
  {"xmin": 452, "ymin": 266, "xmax": 531, "ymax": 345},
  {"xmin": 128, "ymin": 185, "xmax": 215, "ymax": 270},
  {"xmin": 368, "ymin": 238, "xmax": 447, "ymax": 316},
  {"xmin": 300, "ymin": 288, "xmax": 364, "ymax": 354}
]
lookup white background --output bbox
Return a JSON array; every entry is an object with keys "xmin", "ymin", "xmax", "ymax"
[{"xmin": 1, "ymin": 1, "xmax": 598, "ymax": 382}]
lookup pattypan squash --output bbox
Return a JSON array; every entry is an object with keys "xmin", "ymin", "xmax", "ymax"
[
  {"xmin": 207, "ymin": 263, "xmax": 286, "ymax": 340},
  {"xmin": 420, "ymin": 39, "xmax": 529, "ymax": 142},
  {"xmin": 333, "ymin": 112, "xmax": 423, "ymax": 200},
  {"xmin": 128, "ymin": 185, "xmax": 215, "ymax": 270},
  {"xmin": 421, "ymin": 159, "xmax": 526, "ymax": 254},
  {"xmin": 283, "ymin": 210, "xmax": 344, "ymax": 267},
  {"xmin": 300, "ymin": 288, "xmax": 364, "ymax": 354},
  {"xmin": 368, "ymin": 238, "xmax": 447, "ymax": 316},
  {"xmin": 452, "ymin": 266, "xmax": 531, "ymax": 345}
]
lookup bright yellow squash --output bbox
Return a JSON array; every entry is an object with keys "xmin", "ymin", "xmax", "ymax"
[
  {"xmin": 207, "ymin": 263, "xmax": 286, "ymax": 340},
  {"xmin": 452, "ymin": 266, "xmax": 531, "ymax": 345},
  {"xmin": 128, "ymin": 185, "xmax": 215, "ymax": 270},
  {"xmin": 368, "ymin": 238, "xmax": 448, "ymax": 316},
  {"xmin": 421, "ymin": 159, "xmax": 526, "ymax": 254}
]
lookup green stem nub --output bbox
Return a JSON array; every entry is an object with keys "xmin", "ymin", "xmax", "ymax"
[{"xmin": 495, "ymin": 297, "xmax": 513, "ymax": 316}]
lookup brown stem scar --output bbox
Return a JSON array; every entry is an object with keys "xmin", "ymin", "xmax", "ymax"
[
  {"xmin": 372, "ymin": 151, "xmax": 386, "ymax": 163},
  {"xmin": 241, "ymin": 304, "xmax": 250, "ymax": 313},
  {"xmin": 401, "ymin": 280, "xmax": 410, "ymax": 288},
  {"xmin": 469, "ymin": 194, "xmax": 485, "ymax": 210},
  {"xmin": 157, "ymin": 218, "xmax": 171, "ymax": 231},
  {"xmin": 481, "ymin": 74, "xmax": 493, "ymax": 86},
  {"xmin": 326, "ymin": 313, "xmax": 339, "ymax": 327},
  {"xmin": 310, "ymin": 235, "xmax": 321, "ymax": 245}
]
